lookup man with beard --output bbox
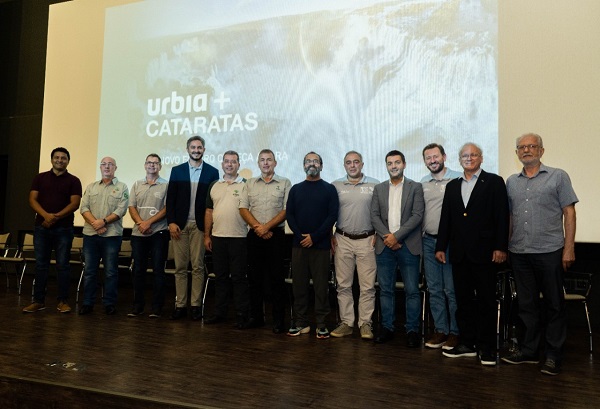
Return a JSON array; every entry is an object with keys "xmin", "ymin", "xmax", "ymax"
[
  {"xmin": 371, "ymin": 150, "xmax": 424, "ymax": 347},
  {"xmin": 420, "ymin": 143, "xmax": 462, "ymax": 350},
  {"xmin": 23, "ymin": 147, "xmax": 82, "ymax": 314},
  {"xmin": 239, "ymin": 149, "xmax": 292, "ymax": 333},
  {"xmin": 286, "ymin": 152, "xmax": 339, "ymax": 338},
  {"xmin": 204, "ymin": 151, "xmax": 252, "ymax": 328},
  {"xmin": 436, "ymin": 143, "xmax": 509, "ymax": 366},
  {"xmin": 330, "ymin": 151, "xmax": 379, "ymax": 340},
  {"xmin": 166, "ymin": 136, "xmax": 219, "ymax": 321},
  {"xmin": 501, "ymin": 133, "xmax": 578, "ymax": 376}
]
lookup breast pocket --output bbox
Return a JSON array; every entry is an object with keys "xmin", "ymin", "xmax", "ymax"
[
  {"xmin": 108, "ymin": 192, "xmax": 122, "ymax": 207},
  {"xmin": 270, "ymin": 189, "xmax": 285, "ymax": 209}
]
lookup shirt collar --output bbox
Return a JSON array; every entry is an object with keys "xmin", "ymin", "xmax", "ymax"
[
  {"xmin": 188, "ymin": 160, "xmax": 203, "ymax": 171},
  {"xmin": 219, "ymin": 175, "xmax": 244, "ymax": 184},
  {"xmin": 342, "ymin": 174, "xmax": 368, "ymax": 185},
  {"xmin": 518, "ymin": 163, "xmax": 548, "ymax": 178},
  {"xmin": 388, "ymin": 177, "xmax": 404, "ymax": 187},
  {"xmin": 98, "ymin": 177, "xmax": 119, "ymax": 185},
  {"xmin": 259, "ymin": 173, "xmax": 280, "ymax": 183},
  {"xmin": 460, "ymin": 168, "xmax": 482, "ymax": 181}
]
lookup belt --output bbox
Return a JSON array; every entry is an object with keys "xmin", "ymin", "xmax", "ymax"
[
  {"xmin": 424, "ymin": 232, "xmax": 438, "ymax": 239},
  {"xmin": 336, "ymin": 228, "xmax": 375, "ymax": 240}
]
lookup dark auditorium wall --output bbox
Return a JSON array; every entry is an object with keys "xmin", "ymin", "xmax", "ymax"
[{"xmin": 0, "ymin": 0, "xmax": 70, "ymax": 237}]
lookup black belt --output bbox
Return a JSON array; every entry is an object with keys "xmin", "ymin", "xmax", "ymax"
[
  {"xmin": 336, "ymin": 228, "xmax": 375, "ymax": 240},
  {"xmin": 424, "ymin": 232, "xmax": 438, "ymax": 238}
]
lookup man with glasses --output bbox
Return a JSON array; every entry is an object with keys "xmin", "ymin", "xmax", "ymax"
[
  {"xmin": 204, "ymin": 151, "xmax": 251, "ymax": 328},
  {"xmin": 79, "ymin": 157, "xmax": 129, "ymax": 315},
  {"xmin": 435, "ymin": 143, "xmax": 509, "ymax": 366},
  {"xmin": 286, "ymin": 152, "xmax": 339, "ymax": 338},
  {"xmin": 501, "ymin": 133, "xmax": 578, "ymax": 376},
  {"xmin": 23, "ymin": 147, "xmax": 82, "ymax": 314},
  {"xmin": 166, "ymin": 136, "xmax": 219, "ymax": 321},
  {"xmin": 127, "ymin": 154, "xmax": 169, "ymax": 318},
  {"xmin": 371, "ymin": 150, "xmax": 424, "ymax": 347}
]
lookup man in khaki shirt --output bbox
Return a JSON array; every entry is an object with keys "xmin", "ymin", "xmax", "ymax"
[{"xmin": 239, "ymin": 149, "xmax": 291, "ymax": 333}]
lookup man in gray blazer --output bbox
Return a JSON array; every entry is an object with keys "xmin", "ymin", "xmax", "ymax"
[{"xmin": 371, "ymin": 150, "xmax": 424, "ymax": 347}]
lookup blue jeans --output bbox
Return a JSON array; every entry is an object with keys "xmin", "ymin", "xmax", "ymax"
[
  {"xmin": 33, "ymin": 225, "xmax": 74, "ymax": 303},
  {"xmin": 131, "ymin": 231, "xmax": 169, "ymax": 312},
  {"xmin": 376, "ymin": 245, "xmax": 421, "ymax": 333},
  {"xmin": 82, "ymin": 235, "xmax": 122, "ymax": 306},
  {"xmin": 422, "ymin": 235, "xmax": 458, "ymax": 335}
]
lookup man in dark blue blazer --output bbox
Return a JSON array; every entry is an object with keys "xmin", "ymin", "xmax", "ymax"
[
  {"xmin": 435, "ymin": 142, "xmax": 509, "ymax": 366},
  {"xmin": 166, "ymin": 136, "xmax": 219, "ymax": 321}
]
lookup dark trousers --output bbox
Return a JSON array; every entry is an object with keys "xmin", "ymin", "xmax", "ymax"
[
  {"xmin": 211, "ymin": 236, "xmax": 250, "ymax": 319},
  {"xmin": 510, "ymin": 249, "xmax": 566, "ymax": 361},
  {"xmin": 452, "ymin": 260, "xmax": 498, "ymax": 351},
  {"xmin": 247, "ymin": 228, "xmax": 286, "ymax": 325},
  {"xmin": 131, "ymin": 231, "xmax": 169, "ymax": 312},
  {"xmin": 290, "ymin": 247, "xmax": 331, "ymax": 328}
]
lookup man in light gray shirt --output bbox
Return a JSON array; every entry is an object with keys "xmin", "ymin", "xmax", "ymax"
[
  {"xmin": 331, "ymin": 151, "xmax": 379, "ymax": 340},
  {"xmin": 79, "ymin": 156, "xmax": 129, "ymax": 315},
  {"xmin": 127, "ymin": 153, "xmax": 169, "ymax": 318},
  {"xmin": 420, "ymin": 143, "xmax": 462, "ymax": 350}
]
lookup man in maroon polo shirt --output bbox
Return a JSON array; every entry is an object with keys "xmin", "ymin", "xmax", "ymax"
[{"xmin": 22, "ymin": 147, "xmax": 82, "ymax": 314}]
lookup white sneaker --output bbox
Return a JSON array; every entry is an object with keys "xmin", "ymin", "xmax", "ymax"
[
  {"xmin": 287, "ymin": 326, "xmax": 310, "ymax": 337},
  {"xmin": 360, "ymin": 323, "xmax": 374, "ymax": 340},
  {"xmin": 331, "ymin": 322, "xmax": 353, "ymax": 338}
]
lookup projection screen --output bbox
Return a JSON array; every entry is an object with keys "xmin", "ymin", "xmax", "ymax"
[{"xmin": 42, "ymin": 0, "xmax": 599, "ymax": 243}]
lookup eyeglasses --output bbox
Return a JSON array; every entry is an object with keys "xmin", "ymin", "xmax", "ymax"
[
  {"xmin": 516, "ymin": 144, "xmax": 540, "ymax": 151},
  {"xmin": 304, "ymin": 159, "xmax": 320, "ymax": 165},
  {"xmin": 100, "ymin": 162, "xmax": 116, "ymax": 167},
  {"xmin": 145, "ymin": 161, "xmax": 160, "ymax": 166},
  {"xmin": 460, "ymin": 153, "xmax": 481, "ymax": 160}
]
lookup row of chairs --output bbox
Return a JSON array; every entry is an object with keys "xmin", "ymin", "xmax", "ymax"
[{"xmin": 1, "ymin": 231, "xmax": 593, "ymax": 352}]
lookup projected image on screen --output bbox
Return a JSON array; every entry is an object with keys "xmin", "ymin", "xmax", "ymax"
[{"xmin": 98, "ymin": 0, "xmax": 497, "ymax": 184}]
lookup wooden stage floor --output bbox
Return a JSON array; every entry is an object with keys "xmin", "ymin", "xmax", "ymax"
[{"xmin": 0, "ymin": 278, "xmax": 598, "ymax": 408}]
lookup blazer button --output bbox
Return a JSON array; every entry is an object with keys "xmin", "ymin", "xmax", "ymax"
[{"xmin": 463, "ymin": 213, "xmax": 467, "ymax": 216}]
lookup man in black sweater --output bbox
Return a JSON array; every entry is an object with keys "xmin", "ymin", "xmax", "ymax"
[{"xmin": 286, "ymin": 152, "xmax": 339, "ymax": 339}]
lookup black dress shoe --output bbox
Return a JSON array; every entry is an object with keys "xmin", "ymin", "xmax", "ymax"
[
  {"xmin": 105, "ymin": 305, "xmax": 117, "ymax": 315},
  {"xmin": 272, "ymin": 324, "xmax": 285, "ymax": 334},
  {"xmin": 247, "ymin": 318, "xmax": 265, "ymax": 328},
  {"xmin": 374, "ymin": 328, "xmax": 395, "ymax": 344},
  {"xmin": 406, "ymin": 331, "xmax": 420, "ymax": 348},
  {"xmin": 170, "ymin": 307, "xmax": 187, "ymax": 320},
  {"xmin": 204, "ymin": 316, "xmax": 225, "ymax": 325},
  {"xmin": 191, "ymin": 306, "xmax": 202, "ymax": 321},
  {"xmin": 78, "ymin": 305, "xmax": 93, "ymax": 315},
  {"xmin": 236, "ymin": 317, "xmax": 264, "ymax": 330}
]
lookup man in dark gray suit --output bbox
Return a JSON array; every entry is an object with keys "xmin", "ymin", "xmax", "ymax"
[{"xmin": 371, "ymin": 150, "xmax": 424, "ymax": 347}]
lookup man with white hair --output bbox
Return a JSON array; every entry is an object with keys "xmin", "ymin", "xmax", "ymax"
[{"xmin": 501, "ymin": 133, "xmax": 578, "ymax": 376}]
